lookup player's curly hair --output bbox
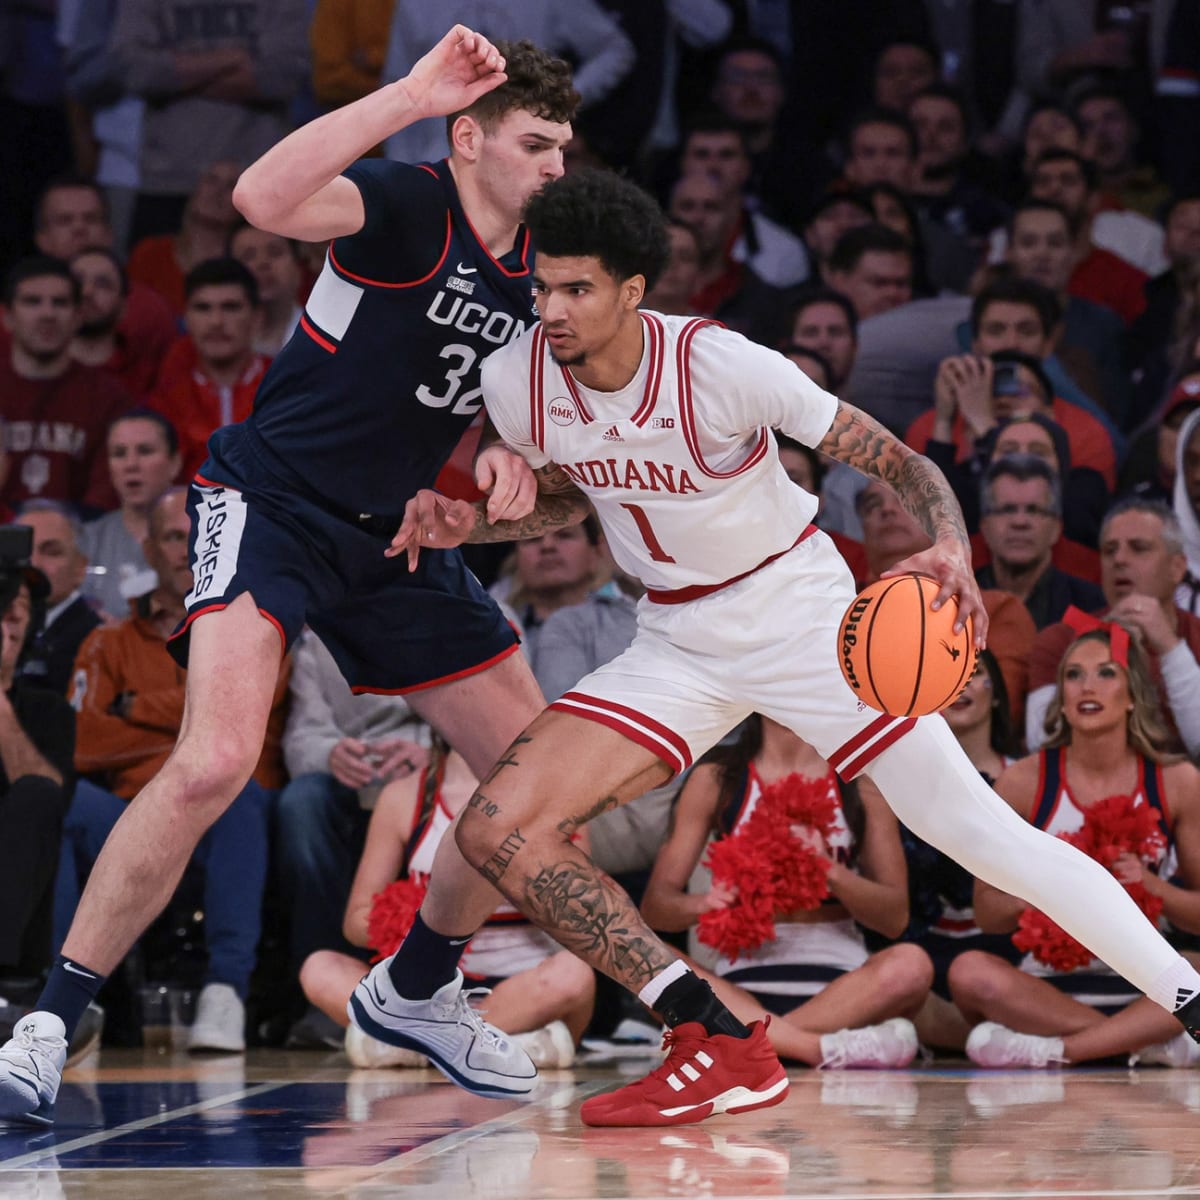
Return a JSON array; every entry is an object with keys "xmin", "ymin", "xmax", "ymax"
[
  {"xmin": 449, "ymin": 39, "xmax": 579, "ymax": 136},
  {"xmin": 523, "ymin": 168, "xmax": 671, "ymax": 290}
]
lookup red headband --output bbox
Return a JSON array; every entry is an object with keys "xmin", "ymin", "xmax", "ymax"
[{"xmin": 1062, "ymin": 606, "xmax": 1129, "ymax": 667}]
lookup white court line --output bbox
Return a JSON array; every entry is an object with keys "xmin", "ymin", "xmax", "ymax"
[{"xmin": 0, "ymin": 1082, "xmax": 285, "ymax": 1169}]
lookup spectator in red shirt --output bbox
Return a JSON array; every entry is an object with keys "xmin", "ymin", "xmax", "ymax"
[
  {"xmin": 150, "ymin": 258, "xmax": 269, "ymax": 480},
  {"xmin": 0, "ymin": 258, "xmax": 131, "ymax": 514},
  {"xmin": 1027, "ymin": 149, "xmax": 1148, "ymax": 325},
  {"xmin": 31, "ymin": 176, "xmax": 177, "ymax": 381},
  {"xmin": 67, "ymin": 249, "xmax": 162, "ymax": 403}
]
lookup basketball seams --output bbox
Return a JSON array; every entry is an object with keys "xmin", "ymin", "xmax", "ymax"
[
  {"xmin": 864, "ymin": 575, "xmax": 905, "ymax": 714},
  {"xmin": 907, "ymin": 574, "xmax": 927, "ymax": 717}
]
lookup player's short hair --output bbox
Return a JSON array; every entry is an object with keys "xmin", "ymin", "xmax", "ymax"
[
  {"xmin": 970, "ymin": 276, "xmax": 1061, "ymax": 338},
  {"xmin": 184, "ymin": 257, "xmax": 260, "ymax": 306},
  {"xmin": 523, "ymin": 169, "xmax": 670, "ymax": 291},
  {"xmin": 109, "ymin": 407, "xmax": 180, "ymax": 457},
  {"xmin": 827, "ymin": 223, "xmax": 911, "ymax": 275},
  {"xmin": 2, "ymin": 255, "xmax": 80, "ymax": 306},
  {"xmin": 449, "ymin": 39, "xmax": 579, "ymax": 138}
]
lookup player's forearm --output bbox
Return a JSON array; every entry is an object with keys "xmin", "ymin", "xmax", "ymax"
[
  {"xmin": 233, "ymin": 83, "xmax": 421, "ymax": 227},
  {"xmin": 885, "ymin": 451, "xmax": 971, "ymax": 550},
  {"xmin": 819, "ymin": 402, "xmax": 968, "ymax": 549},
  {"xmin": 464, "ymin": 491, "xmax": 590, "ymax": 543}
]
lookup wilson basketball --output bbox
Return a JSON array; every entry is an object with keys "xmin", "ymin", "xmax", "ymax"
[{"xmin": 837, "ymin": 573, "xmax": 976, "ymax": 717}]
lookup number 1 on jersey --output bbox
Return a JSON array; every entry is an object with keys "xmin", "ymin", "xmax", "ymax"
[{"xmin": 620, "ymin": 502, "xmax": 676, "ymax": 563}]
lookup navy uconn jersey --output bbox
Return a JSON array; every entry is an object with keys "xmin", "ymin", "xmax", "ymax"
[{"xmin": 242, "ymin": 158, "xmax": 538, "ymax": 514}]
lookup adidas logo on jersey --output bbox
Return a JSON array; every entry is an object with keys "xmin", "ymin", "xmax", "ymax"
[{"xmin": 602, "ymin": 424, "xmax": 624, "ymax": 442}]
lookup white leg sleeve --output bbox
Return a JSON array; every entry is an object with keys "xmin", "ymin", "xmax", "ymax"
[{"xmin": 864, "ymin": 716, "xmax": 1180, "ymax": 994}]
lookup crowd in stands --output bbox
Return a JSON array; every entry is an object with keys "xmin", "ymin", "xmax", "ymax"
[{"xmin": 2, "ymin": 0, "xmax": 1200, "ymax": 1070}]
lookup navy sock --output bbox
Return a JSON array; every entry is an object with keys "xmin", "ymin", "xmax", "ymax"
[
  {"xmin": 38, "ymin": 956, "xmax": 107, "ymax": 1041},
  {"xmin": 385, "ymin": 912, "xmax": 471, "ymax": 999},
  {"xmin": 656, "ymin": 974, "xmax": 751, "ymax": 1039}
]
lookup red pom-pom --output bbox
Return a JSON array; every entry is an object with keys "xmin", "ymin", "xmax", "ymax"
[
  {"xmin": 366, "ymin": 877, "xmax": 430, "ymax": 962},
  {"xmin": 1012, "ymin": 793, "xmax": 1166, "ymax": 971},
  {"xmin": 697, "ymin": 773, "xmax": 838, "ymax": 961}
]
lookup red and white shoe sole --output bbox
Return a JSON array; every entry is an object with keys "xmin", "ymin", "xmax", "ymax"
[{"xmin": 584, "ymin": 1068, "xmax": 790, "ymax": 1127}]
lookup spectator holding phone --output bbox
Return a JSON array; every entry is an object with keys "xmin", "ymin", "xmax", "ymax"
[{"xmin": 917, "ymin": 349, "xmax": 1112, "ymax": 551}]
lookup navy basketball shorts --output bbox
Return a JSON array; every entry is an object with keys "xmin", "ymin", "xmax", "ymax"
[{"xmin": 167, "ymin": 436, "xmax": 519, "ymax": 694}]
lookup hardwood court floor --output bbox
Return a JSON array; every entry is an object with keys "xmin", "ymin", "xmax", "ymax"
[{"xmin": 2, "ymin": 1046, "xmax": 1199, "ymax": 1198}]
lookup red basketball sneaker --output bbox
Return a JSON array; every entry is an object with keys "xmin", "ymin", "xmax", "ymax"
[{"xmin": 580, "ymin": 1020, "xmax": 788, "ymax": 1127}]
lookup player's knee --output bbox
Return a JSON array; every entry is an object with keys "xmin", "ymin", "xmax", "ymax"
[
  {"xmin": 946, "ymin": 949, "xmax": 1008, "ymax": 1008},
  {"xmin": 169, "ymin": 736, "xmax": 259, "ymax": 813},
  {"xmin": 454, "ymin": 804, "xmax": 496, "ymax": 873}
]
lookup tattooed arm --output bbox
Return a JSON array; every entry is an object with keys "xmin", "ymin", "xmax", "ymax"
[
  {"xmin": 386, "ymin": 463, "xmax": 591, "ymax": 571},
  {"xmin": 816, "ymin": 400, "xmax": 987, "ymax": 645}
]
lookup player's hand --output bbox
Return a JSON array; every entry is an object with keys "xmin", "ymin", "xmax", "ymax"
[
  {"xmin": 883, "ymin": 539, "xmax": 989, "ymax": 648},
  {"xmin": 398, "ymin": 25, "xmax": 507, "ymax": 121},
  {"xmin": 475, "ymin": 444, "xmax": 537, "ymax": 523},
  {"xmin": 386, "ymin": 489, "xmax": 478, "ymax": 571},
  {"xmin": 329, "ymin": 737, "xmax": 376, "ymax": 789}
]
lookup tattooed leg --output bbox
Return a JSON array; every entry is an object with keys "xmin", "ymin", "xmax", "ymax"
[{"xmin": 454, "ymin": 709, "xmax": 681, "ymax": 995}]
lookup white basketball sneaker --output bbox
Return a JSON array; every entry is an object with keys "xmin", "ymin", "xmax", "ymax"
[
  {"xmin": 966, "ymin": 1021, "xmax": 1067, "ymax": 1068},
  {"xmin": 348, "ymin": 964, "xmax": 536, "ymax": 1098},
  {"xmin": 513, "ymin": 1020, "xmax": 576, "ymax": 1068},
  {"xmin": 818, "ymin": 1017, "xmax": 920, "ymax": 1069},
  {"xmin": 0, "ymin": 1013, "xmax": 67, "ymax": 1126}
]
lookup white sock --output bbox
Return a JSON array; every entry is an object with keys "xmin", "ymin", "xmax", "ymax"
[
  {"xmin": 1147, "ymin": 958, "xmax": 1200, "ymax": 1014},
  {"xmin": 865, "ymin": 717, "xmax": 1181, "ymax": 996},
  {"xmin": 637, "ymin": 958, "xmax": 690, "ymax": 1010}
]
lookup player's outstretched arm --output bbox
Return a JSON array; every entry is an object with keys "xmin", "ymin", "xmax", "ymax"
[
  {"xmin": 232, "ymin": 25, "xmax": 507, "ymax": 242},
  {"xmin": 816, "ymin": 400, "xmax": 987, "ymax": 647},
  {"xmin": 387, "ymin": 464, "xmax": 591, "ymax": 571}
]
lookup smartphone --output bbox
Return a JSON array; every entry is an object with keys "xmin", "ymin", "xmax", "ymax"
[{"xmin": 992, "ymin": 362, "xmax": 1023, "ymax": 397}]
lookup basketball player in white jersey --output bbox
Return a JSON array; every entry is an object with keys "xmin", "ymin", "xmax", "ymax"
[{"xmin": 353, "ymin": 168, "xmax": 1200, "ymax": 1127}]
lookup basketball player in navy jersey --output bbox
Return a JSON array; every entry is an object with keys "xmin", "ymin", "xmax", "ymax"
[
  {"xmin": 360, "ymin": 168, "xmax": 1200, "ymax": 1127},
  {"xmin": 0, "ymin": 27, "xmax": 577, "ymax": 1124}
]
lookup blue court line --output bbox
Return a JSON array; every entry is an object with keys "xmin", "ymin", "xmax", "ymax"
[{"xmin": 0, "ymin": 1082, "xmax": 285, "ymax": 1169}]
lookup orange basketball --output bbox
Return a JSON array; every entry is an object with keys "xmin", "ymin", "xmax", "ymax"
[{"xmin": 837, "ymin": 573, "xmax": 977, "ymax": 717}]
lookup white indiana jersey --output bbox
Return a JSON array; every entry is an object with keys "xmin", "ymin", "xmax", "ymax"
[{"xmin": 481, "ymin": 312, "xmax": 839, "ymax": 595}]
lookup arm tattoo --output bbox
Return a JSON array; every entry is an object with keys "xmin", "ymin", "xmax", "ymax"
[
  {"xmin": 816, "ymin": 400, "xmax": 969, "ymax": 547},
  {"xmin": 466, "ymin": 464, "xmax": 591, "ymax": 543}
]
